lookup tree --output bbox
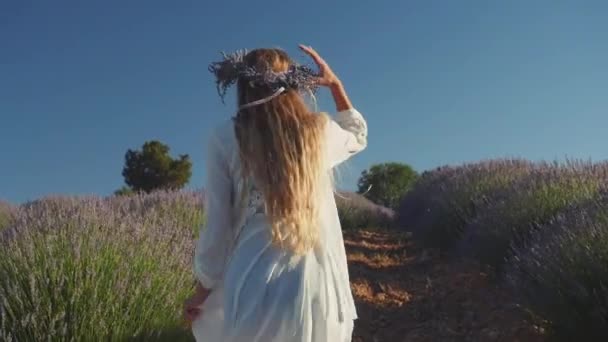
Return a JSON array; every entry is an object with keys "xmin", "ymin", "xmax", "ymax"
[
  {"xmin": 357, "ymin": 162, "xmax": 418, "ymax": 209},
  {"xmin": 121, "ymin": 140, "xmax": 192, "ymax": 193}
]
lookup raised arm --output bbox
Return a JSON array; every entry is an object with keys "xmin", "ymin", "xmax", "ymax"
[
  {"xmin": 326, "ymin": 96, "xmax": 368, "ymax": 167},
  {"xmin": 299, "ymin": 45, "xmax": 368, "ymax": 167}
]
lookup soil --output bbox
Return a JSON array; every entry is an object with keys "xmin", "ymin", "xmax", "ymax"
[{"xmin": 344, "ymin": 230, "xmax": 547, "ymax": 342}]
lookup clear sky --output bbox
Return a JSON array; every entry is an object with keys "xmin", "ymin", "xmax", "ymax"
[{"xmin": 1, "ymin": 1, "xmax": 607, "ymax": 203}]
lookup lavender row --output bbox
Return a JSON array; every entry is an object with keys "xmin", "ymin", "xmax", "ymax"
[
  {"xmin": 506, "ymin": 193, "xmax": 608, "ymax": 339},
  {"xmin": 0, "ymin": 188, "xmax": 391, "ymax": 340},
  {"xmin": 397, "ymin": 158, "xmax": 608, "ymax": 338},
  {"xmin": 0, "ymin": 190, "xmax": 203, "ymax": 341}
]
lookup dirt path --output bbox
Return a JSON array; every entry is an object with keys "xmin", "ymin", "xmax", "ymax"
[{"xmin": 344, "ymin": 230, "xmax": 546, "ymax": 342}]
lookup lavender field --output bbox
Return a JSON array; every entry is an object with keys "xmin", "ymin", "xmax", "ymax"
[
  {"xmin": 0, "ymin": 189, "xmax": 393, "ymax": 341},
  {"xmin": 1, "ymin": 158, "xmax": 608, "ymax": 340},
  {"xmin": 398, "ymin": 158, "xmax": 608, "ymax": 340},
  {"xmin": 0, "ymin": 191, "xmax": 203, "ymax": 341}
]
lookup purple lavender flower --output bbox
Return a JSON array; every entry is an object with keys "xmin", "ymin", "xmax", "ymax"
[
  {"xmin": 0, "ymin": 190, "xmax": 203, "ymax": 340},
  {"xmin": 397, "ymin": 158, "xmax": 608, "ymax": 268}
]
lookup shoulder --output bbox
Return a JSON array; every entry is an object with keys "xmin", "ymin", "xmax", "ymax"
[
  {"xmin": 206, "ymin": 118, "xmax": 236, "ymax": 156},
  {"xmin": 210, "ymin": 118, "xmax": 235, "ymax": 141}
]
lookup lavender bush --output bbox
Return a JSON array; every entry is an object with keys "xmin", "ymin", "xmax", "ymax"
[
  {"xmin": 397, "ymin": 159, "xmax": 535, "ymax": 250},
  {"xmin": 0, "ymin": 191, "xmax": 203, "ymax": 341},
  {"xmin": 0, "ymin": 200, "xmax": 16, "ymax": 231},
  {"xmin": 506, "ymin": 193, "xmax": 608, "ymax": 340},
  {"xmin": 335, "ymin": 191, "xmax": 395, "ymax": 230},
  {"xmin": 457, "ymin": 160, "xmax": 606, "ymax": 270}
]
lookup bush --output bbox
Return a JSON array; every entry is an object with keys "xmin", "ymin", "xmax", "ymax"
[
  {"xmin": 335, "ymin": 191, "xmax": 395, "ymax": 230},
  {"xmin": 357, "ymin": 162, "xmax": 418, "ymax": 209},
  {"xmin": 398, "ymin": 159, "xmax": 535, "ymax": 250},
  {"xmin": 457, "ymin": 161, "xmax": 605, "ymax": 270},
  {"xmin": 0, "ymin": 191, "xmax": 202, "ymax": 341},
  {"xmin": 0, "ymin": 200, "xmax": 15, "ymax": 231},
  {"xmin": 114, "ymin": 185, "xmax": 136, "ymax": 196},
  {"xmin": 506, "ymin": 193, "xmax": 608, "ymax": 341}
]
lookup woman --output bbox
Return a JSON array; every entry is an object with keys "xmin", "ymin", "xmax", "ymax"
[{"xmin": 184, "ymin": 45, "xmax": 368, "ymax": 342}]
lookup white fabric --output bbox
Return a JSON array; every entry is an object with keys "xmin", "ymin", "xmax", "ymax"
[{"xmin": 192, "ymin": 108, "xmax": 368, "ymax": 342}]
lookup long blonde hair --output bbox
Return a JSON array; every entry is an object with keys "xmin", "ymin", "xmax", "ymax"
[{"xmin": 234, "ymin": 48, "xmax": 329, "ymax": 254}]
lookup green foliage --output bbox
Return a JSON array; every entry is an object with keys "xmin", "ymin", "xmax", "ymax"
[
  {"xmin": 357, "ymin": 162, "xmax": 418, "ymax": 209},
  {"xmin": 114, "ymin": 185, "xmax": 135, "ymax": 196},
  {"xmin": 121, "ymin": 140, "xmax": 192, "ymax": 193}
]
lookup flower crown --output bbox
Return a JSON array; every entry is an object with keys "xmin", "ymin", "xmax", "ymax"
[{"xmin": 208, "ymin": 49, "xmax": 320, "ymax": 103}]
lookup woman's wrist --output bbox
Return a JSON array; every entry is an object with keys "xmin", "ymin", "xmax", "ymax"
[
  {"xmin": 328, "ymin": 78, "xmax": 342, "ymax": 89},
  {"xmin": 329, "ymin": 80, "xmax": 353, "ymax": 112}
]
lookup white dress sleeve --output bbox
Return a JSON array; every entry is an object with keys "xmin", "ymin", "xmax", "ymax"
[
  {"xmin": 326, "ymin": 108, "xmax": 368, "ymax": 168},
  {"xmin": 193, "ymin": 128, "xmax": 233, "ymax": 289}
]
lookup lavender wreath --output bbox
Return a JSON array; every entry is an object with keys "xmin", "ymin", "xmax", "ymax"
[{"xmin": 208, "ymin": 49, "xmax": 320, "ymax": 103}]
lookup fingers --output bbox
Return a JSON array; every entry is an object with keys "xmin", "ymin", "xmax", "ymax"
[
  {"xmin": 183, "ymin": 301, "xmax": 201, "ymax": 319},
  {"xmin": 298, "ymin": 44, "xmax": 313, "ymax": 55},
  {"xmin": 184, "ymin": 307, "xmax": 201, "ymax": 322},
  {"xmin": 299, "ymin": 44, "xmax": 326, "ymax": 67}
]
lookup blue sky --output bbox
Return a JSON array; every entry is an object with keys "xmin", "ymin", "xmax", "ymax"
[{"xmin": 1, "ymin": 1, "xmax": 607, "ymax": 203}]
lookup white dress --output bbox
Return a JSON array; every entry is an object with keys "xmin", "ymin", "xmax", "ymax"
[{"xmin": 192, "ymin": 108, "xmax": 368, "ymax": 342}]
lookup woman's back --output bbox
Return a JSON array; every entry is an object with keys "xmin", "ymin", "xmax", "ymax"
[{"xmin": 187, "ymin": 46, "xmax": 367, "ymax": 342}]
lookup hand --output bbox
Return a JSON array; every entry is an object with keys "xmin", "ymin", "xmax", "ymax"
[
  {"xmin": 299, "ymin": 44, "xmax": 340, "ymax": 87},
  {"xmin": 183, "ymin": 288, "xmax": 208, "ymax": 324}
]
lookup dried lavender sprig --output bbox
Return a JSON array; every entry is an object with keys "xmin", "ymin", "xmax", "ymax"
[{"xmin": 208, "ymin": 49, "xmax": 320, "ymax": 103}]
